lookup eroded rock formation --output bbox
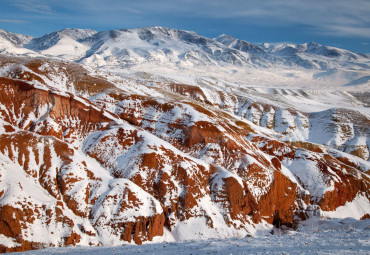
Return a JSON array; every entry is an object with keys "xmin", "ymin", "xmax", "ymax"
[{"xmin": 0, "ymin": 56, "xmax": 368, "ymax": 253}]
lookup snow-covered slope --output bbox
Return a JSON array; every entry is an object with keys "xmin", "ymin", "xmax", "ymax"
[
  {"xmin": 0, "ymin": 29, "xmax": 33, "ymax": 48},
  {"xmin": 0, "ymin": 29, "xmax": 34, "ymax": 55},
  {"xmin": 0, "ymin": 27, "xmax": 369, "ymax": 253},
  {"xmin": 25, "ymin": 28, "xmax": 97, "ymax": 60}
]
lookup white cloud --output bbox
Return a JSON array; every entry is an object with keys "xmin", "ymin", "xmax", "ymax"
[
  {"xmin": 0, "ymin": 19, "xmax": 27, "ymax": 24},
  {"xmin": 13, "ymin": 0, "xmax": 53, "ymax": 14}
]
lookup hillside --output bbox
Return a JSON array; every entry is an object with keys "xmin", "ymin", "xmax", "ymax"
[{"xmin": 0, "ymin": 27, "xmax": 369, "ymax": 253}]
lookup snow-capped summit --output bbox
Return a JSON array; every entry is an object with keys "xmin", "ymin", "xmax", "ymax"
[
  {"xmin": 0, "ymin": 26, "xmax": 369, "ymax": 87},
  {"xmin": 77, "ymin": 26, "xmax": 258, "ymax": 68},
  {"xmin": 215, "ymin": 34, "xmax": 266, "ymax": 54},
  {"xmin": 26, "ymin": 28, "xmax": 97, "ymax": 51},
  {"xmin": 262, "ymin": 41, "xmax": 367, "ymax": 61},
  {"xmin": 25, "ymin": 28, "xmax": 97, "ymax": 60},
  {"xmin": 305, "ymin": 41, "xmax": 362, "ymax": 60},
  {"xmin": 0, "ymin": 29, "xmax": 33, "ymax": 52}
]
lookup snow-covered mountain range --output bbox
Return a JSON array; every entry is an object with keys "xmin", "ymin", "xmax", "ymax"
[
  {"xmin": 0, "ymin": 27, "xmax": 369, "ymax": 89},
  {"xmin": 0, "ymin": 27, "xmax": 369, "ymax": 253}
]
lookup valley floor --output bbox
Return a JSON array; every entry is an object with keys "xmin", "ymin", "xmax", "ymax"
[{"xmin": 12, "ymin": 218, "xmax": 370, "ymax": 255}]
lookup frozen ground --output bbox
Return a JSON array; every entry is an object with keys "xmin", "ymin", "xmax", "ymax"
[{"xmin": 13, "ymin": 218, "xmax": 370, "ymax": 255}]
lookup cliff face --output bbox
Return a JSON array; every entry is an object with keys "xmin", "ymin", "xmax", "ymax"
[{"xmin": 0, "ymin": 56, "xmax": 369, "ymax": 253}]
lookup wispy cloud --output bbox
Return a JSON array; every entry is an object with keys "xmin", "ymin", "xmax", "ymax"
[
  {"xmin": 0, "ymin": 19, "xmax": 27, "ymax": 24},
  {"xmin": 59, "ymin": 0, "xmax": 370, "ymax": 37},
  {"xmin": 13, "ymin": 0, "xmax": 53, "ymax": 14},
  {"xmin": 5, "ymin": 0, "xmax": 370, "ymax": 39},
  {"xmin": 118, "ymin": 6, "xmax": 142, "ymax": 14},
  {"xmin": 320, "ymin": 26, "xmax": 370, "ymax": 38},
  {"xmin": 164, "ymin": 0, "xmax": 370, "ymax": 38}
]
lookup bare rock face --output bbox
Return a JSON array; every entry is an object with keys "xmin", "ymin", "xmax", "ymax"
[
  {"xmin": 252, "ymin": 135, "xmax": 369, "ymax": 212},
  {"xmin": 0, "ymin": 77, "xmax": 112, "ymax": 141},
  {"xmin": 257, "ymin": 170, "xmax": 299, "ymax": 226},
  {"xmin": 0, "ymin": 56, "xmax": 369, "ymax": 253},
  {"xmin": 210, "ymin": 167, "xmax": 256, "ymax": 228},
  {"xmin": 317, "ymin": 156, "xmax": 370, "ymax": 211}
]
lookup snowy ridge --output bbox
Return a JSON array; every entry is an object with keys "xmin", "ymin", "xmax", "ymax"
[{"xmin": 0, "ymin": 27, "xmax": 369, "ymax": 88}]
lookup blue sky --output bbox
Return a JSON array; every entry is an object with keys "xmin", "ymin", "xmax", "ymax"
[{"xmin": 0, "ymin": 0, "xmax": 369, "ymax": 53}]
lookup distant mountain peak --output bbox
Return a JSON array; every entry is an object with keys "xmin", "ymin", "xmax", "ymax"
[
  {"xmin": 57, "ymin": 28, "xmax": 97, "ymax": 39},
  {"xmin": 307, "ymin": 41, "xmax": 322, "ymax": 50},
  {"xmin": 215, "ymin": 34, "xmax": 236, "ymax": 40},
  {"xmin": 215, "ymin": 34, "xmax": 266, "ymax": 54},
  {"xmin": 0, "ymin": 26, "xmax": 368, "ymax": 83},
  {"xmin": 25, "ymin": 28, "xmax": 97, "ymax": 51},
  {"xmin": 0, "ymin": 29, "xmax": 33, "ymax": 48}
]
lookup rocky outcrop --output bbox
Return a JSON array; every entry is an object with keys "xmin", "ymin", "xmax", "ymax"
[
  {"xmin": 253, "ymin": 135, "xmax": 370, "ymax": 212},
  {"xmin": 120, "ymin": 214, "xmax": 165, "ymax": 244},
  {"xmin": 0, "ymin": 77, "xmax": 112, "ymax": 140}
]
